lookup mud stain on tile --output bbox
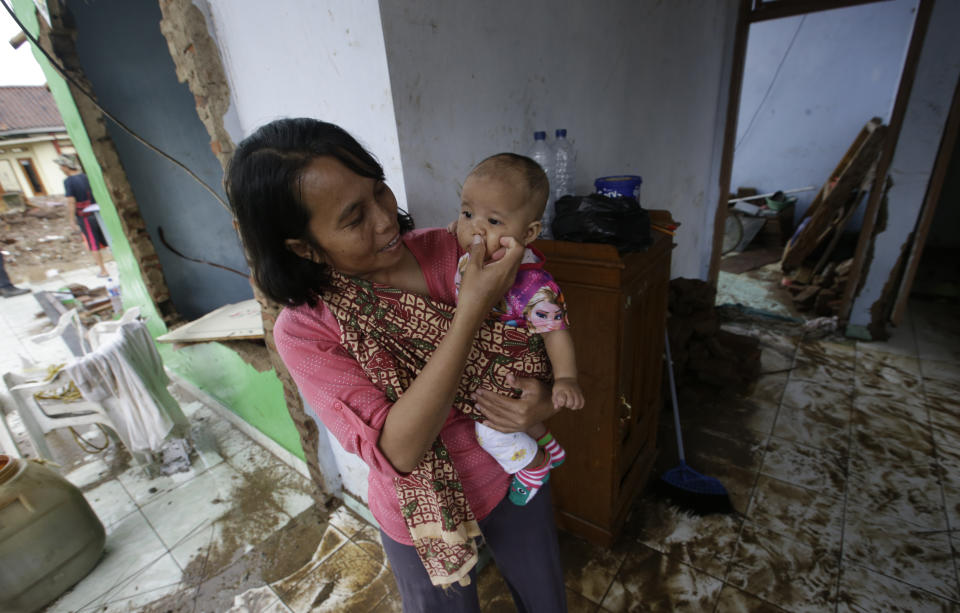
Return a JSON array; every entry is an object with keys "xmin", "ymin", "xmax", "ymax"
[
  {"xmin": 626, "ymin": 497, "xmax": 742, "ymax": 579},
  {"xmin": 476, "ymin": 562, "xmax": 520, "ymax": 612},
  {"xmin": 713, "ymin": 584, "xmax": 786, "ymax": 612},
  {"xmin": 854, "ymin": 387, "xmax": 929, "ymax": 426},
  {"xmin": 271, "ymin": 534, "xmax": 393, "ymax": 612},
  {"xmin": 842, "ymin": 512, "xmax": 957, "ymax": 601},
  {"xmin": 600, "ymin": 543, "xmax": 723, "ymax": 612},
  {"xmin": 746, "ymin": 372, "xmax": 789, "ymax": 412},
  {"xmin": 141, "ymin": 505, "xmax": 327, "ymax": 612},
  {"xmin": 837, "ymin": 562, "xmax": 958, "ymax": 613},
  {"xmin": 781, "ymin": 379, "xmax": 853, "ymax": 419},
  {"xmin": 178, "ymin": 463, "xmax": 303, "ymax": 585},
  {"xmin": 911, "ymin": 300, "xmax": 960, "ymax": 363},
  {"xmin": 678, "ymin": 395, "xmax": 779, "ymax": 441},
  {"xmin": 855, "ymin": 351, "xmax": 923, "ymax": 392},
  {"xmin": 851, "ymin": 402, "xmax": 933, "ymax": 464},
  {"xmin": 559, "ymin": 531, "xmax": 626, "ymax": 603},
  {"xmin": 760, "ymin": 437, "xmax": 847, "ymax": 494},
  {"xmin": 726, "ymin": 521, "xmax": 839, "ymax": 611},
  {"xmin": 792, "ymin": 339, "xmax": 855, "ymax": 384},
  {"xmin": 846, "ymin": 455, "xmax": 945, "ymax": 530},
  {"xmin": 668, "ymin": 424, "xmax": 765, "ymax": 478},
  {"xmin": 776, "ymin": 380, "xmax": 852, "ymax": 456},
  {"xmin": 746, "ymin": 475, "xmax": 844, "ymax": 553},
  {"xmin": 935, "ymin": 454, "xmax": 960, "ymax": 529}
]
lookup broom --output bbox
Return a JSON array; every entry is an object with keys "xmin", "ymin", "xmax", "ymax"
[{"xmin": 656, "ymin": 328, "xmax": 735, "ymax": 515}]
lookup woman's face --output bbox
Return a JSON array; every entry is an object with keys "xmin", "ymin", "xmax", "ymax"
[{"xmin": 295, "ymin": 156, "xmax": 403, "ymax": 281}]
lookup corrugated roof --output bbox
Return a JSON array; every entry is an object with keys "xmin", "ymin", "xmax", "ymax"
[{"xmin": 0, "ymin": 86, "xmax": 64, "ymax": 134}]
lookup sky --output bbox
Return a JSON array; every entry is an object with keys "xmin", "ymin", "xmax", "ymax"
[{"xmin": 0, "ymin": 4, "xmax": 47, "ymax": 86}]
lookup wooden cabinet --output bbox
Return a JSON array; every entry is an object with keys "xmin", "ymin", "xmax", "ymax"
[{"xmin": 534, "ymin": 232, "xmax": 672, "ymax": 547}]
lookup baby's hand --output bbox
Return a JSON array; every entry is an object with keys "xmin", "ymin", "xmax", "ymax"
[
  {"xmin": 447, "ymin": 219, "xmax": 458, "ymax": 235},
  {"xmin": 552, "ymin": 377, "xmax": 584, "ymax": 410}
]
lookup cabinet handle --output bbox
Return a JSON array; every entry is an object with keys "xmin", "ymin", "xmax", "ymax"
[{"xmin": 618, "ymin": 393, "xmax": 632, "ymax": 422}]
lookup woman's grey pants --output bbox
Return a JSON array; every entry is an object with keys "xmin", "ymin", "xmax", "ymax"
[{"xmin": 379, "ymin": 480, "xmax": 567, "ymax": 612}]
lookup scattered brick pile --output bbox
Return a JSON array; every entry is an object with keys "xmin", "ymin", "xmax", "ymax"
[
  {"xmin": 666, "ymin": 279, "xmax": 762, "ymax": 395},
  {"xmin": 787, "ymin": 257, "xmax": 853, "ymax": 316}
]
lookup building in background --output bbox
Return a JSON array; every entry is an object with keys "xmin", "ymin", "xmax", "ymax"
[{"xmin": 0, "ymin": 85, "xmax": 74, "ymax": 203}]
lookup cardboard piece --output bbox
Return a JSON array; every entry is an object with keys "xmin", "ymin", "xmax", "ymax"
[{"xmin": 157, "ymin": 299, "xmax": 263, "ymax": 343}]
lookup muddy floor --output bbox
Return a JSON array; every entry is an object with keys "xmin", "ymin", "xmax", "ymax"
[{"xmin": 1, "ymin": 198, "xmax": 114, "ymax": 284}]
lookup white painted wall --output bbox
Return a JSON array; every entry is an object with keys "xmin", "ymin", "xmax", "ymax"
[
  {"xmin": 848, "ymin": 0, "xmax": 960, "ymax": 333},
  {"xmin": 732, "ymin": 0, "xmax": 917, "ymax": 225},
  {"xmin": 203, "ymin": 0, "xmax": 407, "ymax": 210},
  {"xmin": 201, "ymin": 0, "xmax": 410, "ymax": 502},
  {"xmin": 379, "ymin": 0, "xmax": 740, "ymax": 280}
]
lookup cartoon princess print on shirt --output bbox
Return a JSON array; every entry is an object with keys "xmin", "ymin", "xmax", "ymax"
[{"xmin": 520, "ymin": 286, "xmax": 567, "ymax": 333}]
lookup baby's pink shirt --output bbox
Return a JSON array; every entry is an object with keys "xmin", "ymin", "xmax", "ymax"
[{"xmin": 274, "ymin": 228, "xmax": 509, "ymax": 545}]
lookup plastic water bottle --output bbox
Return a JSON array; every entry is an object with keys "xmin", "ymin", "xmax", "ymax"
[
  {"xmin": 106, "ymin": 277, "xmax": 122, "ymax": 313},
  {"xmin": 553, "ymin": 129, "xmax": 576, "ymax": 203},
  {"xmin": 529, "ymin": 131, "xmax": 555, "ymax": 237}
]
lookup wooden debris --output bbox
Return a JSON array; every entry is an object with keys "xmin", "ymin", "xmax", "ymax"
[{"xmin": 781, "ymin": 118, "xmax": 887, "ymax": 272}]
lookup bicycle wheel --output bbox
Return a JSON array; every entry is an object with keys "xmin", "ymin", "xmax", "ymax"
[{"xmin": 721, "ymin": 211, "xmax": 743, "ymax": 255}]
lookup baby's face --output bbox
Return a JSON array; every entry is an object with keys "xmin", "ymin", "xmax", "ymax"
[{"xmin": 458, "ymin": 174, "xmax": 539, "ymax": 259}]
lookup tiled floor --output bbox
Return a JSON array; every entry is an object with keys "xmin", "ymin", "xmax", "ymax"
[{"xmin": 3, "ymin": 267, "xmax": 959, "ymax": 611}]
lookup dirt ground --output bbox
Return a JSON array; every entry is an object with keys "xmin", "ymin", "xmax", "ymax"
[{"xmin": 0, "ymin": 197, "xmax": 114, "ymax": 285}]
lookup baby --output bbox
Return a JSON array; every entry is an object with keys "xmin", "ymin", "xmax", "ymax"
[{"xmin": 453, "ymin": 153, "xmax": 585, "ymax": 505}]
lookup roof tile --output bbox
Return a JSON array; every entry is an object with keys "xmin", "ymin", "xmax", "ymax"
[{"xmin": 0, "ymin": 86, "xmax": 64, "ymax": 134}]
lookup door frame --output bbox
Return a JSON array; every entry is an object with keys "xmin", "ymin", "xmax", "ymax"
[{"xmin": 707, "ymin": 0, "xmax": 932, "ymax": 322}]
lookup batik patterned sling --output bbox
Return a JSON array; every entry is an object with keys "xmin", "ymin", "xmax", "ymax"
[{"xmin": 323, "ymin": 271, "xmax": 551, "ymax": 587}]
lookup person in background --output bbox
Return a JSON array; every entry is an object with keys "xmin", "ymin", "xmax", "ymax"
[
  {"xmin": 0, "ymin": 251, "xmax": 29, "ymax": 298},
  {"xmin": 55, "ymin": 155, "xmax": 109, "ymax": 277}
]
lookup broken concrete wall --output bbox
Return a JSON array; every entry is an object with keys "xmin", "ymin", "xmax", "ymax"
[
  {"xmin": 61, "ymin": 0, "xmax": 251, "ymax": 321},
  {"xmin": 19, "ymin": 0, "xmax": 178, "ymax": 325},
  {"xmin": 847, "ymin": 0, "xmax": 960, "ymax": 337},
  {"xmin": 158, "ymin": 0, "xmax": 331, "ymax": 505}
]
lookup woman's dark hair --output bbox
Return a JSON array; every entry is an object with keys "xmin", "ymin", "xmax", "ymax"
[{"xmin": 226, "ymin": 118, "xmax": 414, "ymax": 306}]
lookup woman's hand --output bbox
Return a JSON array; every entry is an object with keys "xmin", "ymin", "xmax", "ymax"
[
  {"xmin": 456, "ymin": 235, "xmax": 523, "ymax": 318},
  {"xmin": 472, "ymin": 373, "xmax": 560, "ymax": 433}
]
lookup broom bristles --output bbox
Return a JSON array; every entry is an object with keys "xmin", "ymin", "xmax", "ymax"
[{"xmin": 656, "ymin": 462, "xmax": 735, "ymax": 515}]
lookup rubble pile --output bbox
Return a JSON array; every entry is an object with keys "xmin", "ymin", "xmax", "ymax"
[
  {"xmin": 1, "ymin": 198, "xmax": 94, "ymax": 281},
  {"xmin": 667, "ymin": 279, "xmax": 762, "ymax": 395},
  {"xmin": 787, "ymin": 257, "xmax": 854, "ymax": 316}
]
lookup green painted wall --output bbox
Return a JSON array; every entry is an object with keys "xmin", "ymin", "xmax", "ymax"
[{"xmin": 13, "ymin": 0, "xmax": 302, "ymax": 459}]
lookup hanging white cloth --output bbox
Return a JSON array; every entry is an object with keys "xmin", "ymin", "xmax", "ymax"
[{"xmin": 65, "ymin": 320, "xmax": 186, "ymax": 453}]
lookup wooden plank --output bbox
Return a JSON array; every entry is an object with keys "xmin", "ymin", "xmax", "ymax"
[
  {"xmin": 839, "ymin": 0, "xmax": 934, "ymax": 323},
  {"xmin": 157, "ymin": 298, "xmax": 263, "ymax": 343},
  {"xmin": 803, "ymin": 123, "xmax": 871, "ymax": 221},
  {"xmin": 810, "ymin": 179, "xmax": 871, "ymax": 277},
  {"xmin": 781, "ymin": 119, "xmax": 886, "ymax": 271},
  {"xmin": 708, "ymin": 0, "xmax": 752, "ymax": 288},
  {"xmin": 890, "ymin": 73, "xmax": 960, "ymax": 325}
]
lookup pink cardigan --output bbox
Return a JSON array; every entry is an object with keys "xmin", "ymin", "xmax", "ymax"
[{"xmin": 274, "ymin": 228, "xmax": 509, "ymax": 545}]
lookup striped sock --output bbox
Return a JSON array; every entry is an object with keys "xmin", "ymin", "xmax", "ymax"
[
  {"xmin": 509, "ymin": 455, "xmax": 552, "ymax": 506},
  {"xmin": 538, "ymin": 431, "xmax": 566, "ymax": 468}
]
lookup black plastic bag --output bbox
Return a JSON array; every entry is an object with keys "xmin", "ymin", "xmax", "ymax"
[{"xmin": 551, "ymin": 193, "xmax": 652, "ymax": 252}]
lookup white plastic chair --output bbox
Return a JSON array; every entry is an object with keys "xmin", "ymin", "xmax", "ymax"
[
  {"xmin": 4, "ymin": 308, "xmax": 144, "ymax": 466},
  {"xmin": 2, "ymin": 370, "xmax": 123, "ymax": 462},
  {"xmin": 30, "ymin": 308, "xmax": 92, "ymax": 355},
  {"xmin": 87, "ymin": 306, "xmax": 142, "ymax": 350}
]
